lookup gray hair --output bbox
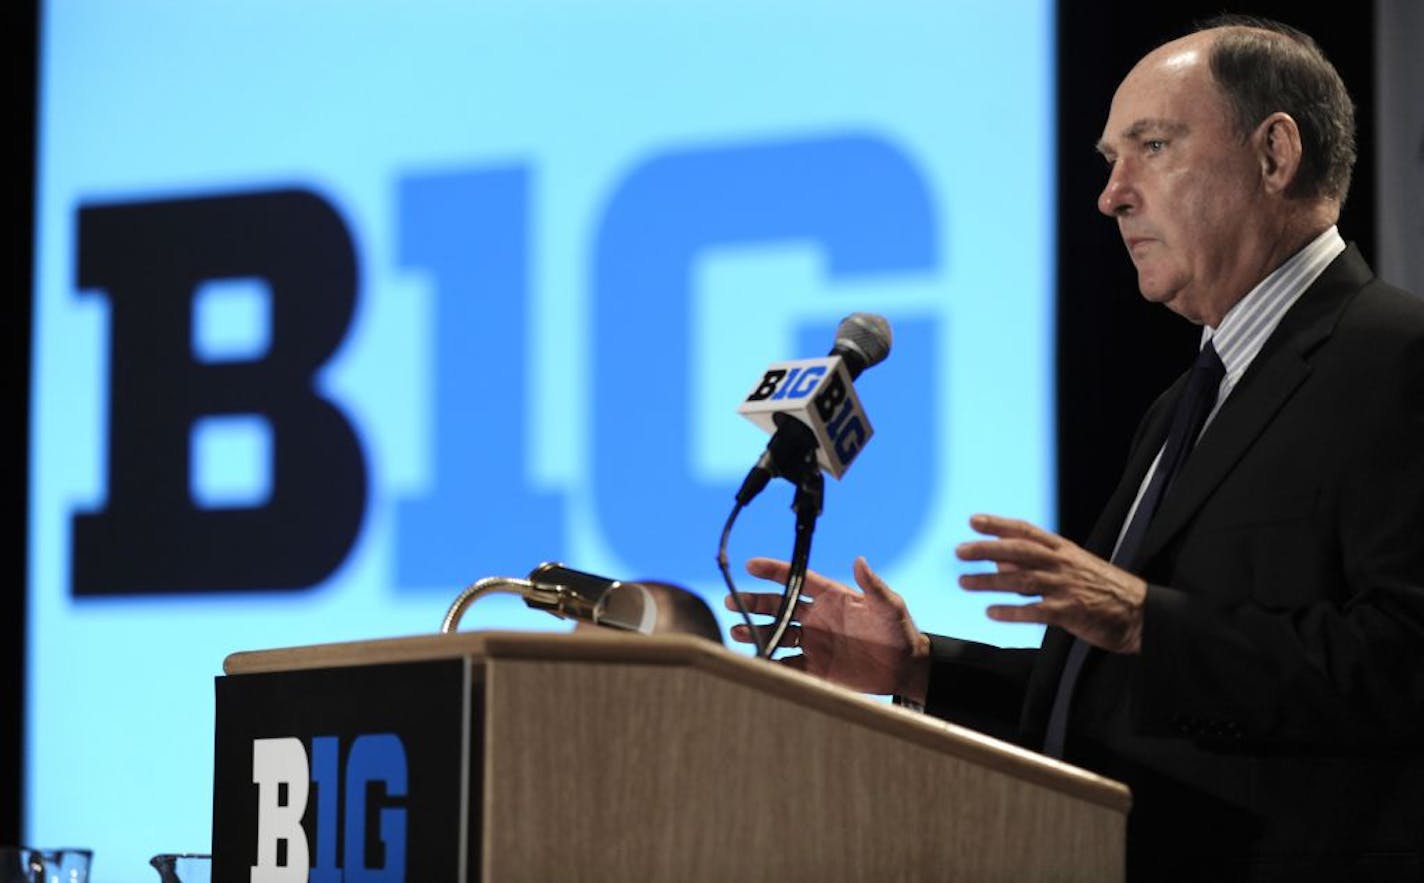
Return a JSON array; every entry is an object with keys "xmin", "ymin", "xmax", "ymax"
[{"xmin": 1197, "ymin": 15, "xmax": 1357, "ymax": 203}]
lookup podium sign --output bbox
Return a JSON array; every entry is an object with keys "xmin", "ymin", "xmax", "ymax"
[{"xmin": 213, "ymin": 658, "xmax": 473, "ymax": 881}]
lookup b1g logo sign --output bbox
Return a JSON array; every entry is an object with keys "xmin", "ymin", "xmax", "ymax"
[
  {"xmin": 212, "ymin": 661, "xmax": 464, "ymax": 883},
  {"xmin": 69, "ymin": 133, "xmax": 940, "ymax": 596},
  {"xmin": 738, "ymin": 357, "xmax": 872, "ymax": 478},
  {"xmin": 252, "ymin": 735, "xmax": 408, "ymax": 882}
]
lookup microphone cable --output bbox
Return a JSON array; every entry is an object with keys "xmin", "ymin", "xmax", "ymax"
[
  {"xmin": 717, "ymin": 461, "xmax": 823, "ymax": 661},
  {"xmin": 717, "ymin": 500, "xmax": 769, "ymax": 658}
]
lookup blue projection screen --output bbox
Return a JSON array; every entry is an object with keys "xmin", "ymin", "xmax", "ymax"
[{"xmin": 30, "ymin": 0, "xmax": 1055, "ymax": 875}]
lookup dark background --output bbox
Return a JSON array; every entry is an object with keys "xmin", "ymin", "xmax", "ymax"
[
  {"xmin": 6, "ymin": 0, "xmax": 39, "ymax": 846},
  {"xmin": 0, "ymin": 2, "xmax": 1379, "ymax": 841}
]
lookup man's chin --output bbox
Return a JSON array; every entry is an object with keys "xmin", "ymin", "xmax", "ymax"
[
  {"xmin": 1134, "ymin": 276, "xmax": 1175, "ymax": 306},
  {"xmin": 1136, "ymin": 280, "xmax": 1205, "ymax": 323},
  {"xmin": 1151, "ymin": 291, "xmax": 1211, "ymax": 325}
]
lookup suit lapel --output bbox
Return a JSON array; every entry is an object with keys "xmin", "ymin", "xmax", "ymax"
[{"xmin": 1133, "ymin": 246, "xmax": 1372, "ymax": 567}]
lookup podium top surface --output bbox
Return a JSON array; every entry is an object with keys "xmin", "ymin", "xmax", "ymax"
[{"xmin": 223, "ymin": 629, "xmax": 1130, "ymax": 814}]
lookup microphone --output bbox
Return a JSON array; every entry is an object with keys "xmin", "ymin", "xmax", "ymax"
[
  {"xmin": 734, "ymin": 313, "xmax": 892, "ymax": 504},
  {"xmin": 825, "ymin": 311, "xmax": 894, "ymax": 380}
]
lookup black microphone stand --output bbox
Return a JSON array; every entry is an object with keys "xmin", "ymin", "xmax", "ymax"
[
  {"xmin": 750, "ymin": 419, "xmax": 823, "ymax": 658},
  {"xmin": 719, "ymin": 415, "xmax": 828, "ymax": 659},
  {"xmin": 761, "ymin": 466, "xmax": 822, "ymax": 656}
]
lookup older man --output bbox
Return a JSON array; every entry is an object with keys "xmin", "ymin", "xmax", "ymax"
[{"xmin": 731, "ymin": 17, "xmax": 1424, "ymax": 879}]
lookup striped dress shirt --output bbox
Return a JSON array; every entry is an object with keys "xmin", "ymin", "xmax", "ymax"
[{"xmin": 1112, "ymin": 226, "xmax": 1347, "ymax": 559}]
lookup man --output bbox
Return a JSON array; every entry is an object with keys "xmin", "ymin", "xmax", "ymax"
[{"xmin": 729, "ymin": 17, "xmax": 1424, "ymax": 879}]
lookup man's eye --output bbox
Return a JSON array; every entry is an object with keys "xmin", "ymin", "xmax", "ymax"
[{"xmin": 1144, "ymin": 139, "xmax": 1167, "ymax": 153}]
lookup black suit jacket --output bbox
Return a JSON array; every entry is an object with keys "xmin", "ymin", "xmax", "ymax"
[{"xmin": 925, "ymin": 247, "xmax": 1424, "ymax": 880}]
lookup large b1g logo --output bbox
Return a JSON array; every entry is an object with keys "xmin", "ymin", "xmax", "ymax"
[
  {"xmin": 251, "ymin": 734, "xmax": 408, "ymax": 882},
  {"xmin": 71, "ymin": 134, "xmax": 940, "ymax": 596}
]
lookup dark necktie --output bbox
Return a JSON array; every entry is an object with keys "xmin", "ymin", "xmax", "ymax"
[{"xmin": 1042, "ymin": 341, "xmax": 1226, "ymax": 758}]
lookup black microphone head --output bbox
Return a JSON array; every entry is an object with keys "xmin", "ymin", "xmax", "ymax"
[{"xmin": 831, "ymin": 312, "xmax": 892, "ymax": 379}]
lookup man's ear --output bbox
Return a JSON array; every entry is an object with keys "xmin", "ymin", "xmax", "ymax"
[{"xmin": 1253, "ymin": 112, "xmax": 1303, "ymax": 194}]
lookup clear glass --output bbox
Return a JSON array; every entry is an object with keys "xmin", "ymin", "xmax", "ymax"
[
  {"xmin": 148, "ymin": 854, "xmax": 211, "ymax": 883},
  {"xmin": 0, "ymin": 847, "xmax": 92, "ymax": 883}
]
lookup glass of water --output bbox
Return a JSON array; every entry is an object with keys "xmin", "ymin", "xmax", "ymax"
[
  {"xmin": 148, "ymin": 854, "xmax": 211, "ymax": 883},
  {"xmin": 0, "ymin": 847, "xmax": 92, "ymax": 883}
]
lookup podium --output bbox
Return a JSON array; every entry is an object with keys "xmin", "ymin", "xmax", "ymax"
[{"xmin": 214, "ymin": 631, "xmax": 1129, "ymax": 881}]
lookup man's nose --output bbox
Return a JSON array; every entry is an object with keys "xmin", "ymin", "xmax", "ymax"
[{"xmin": 1097, "ymin": 163, "xmax": 1137, "ymax": 217}]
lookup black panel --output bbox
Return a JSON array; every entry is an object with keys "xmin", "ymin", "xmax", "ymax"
[
  {"xmin": 2, "ymin": 0, "xmax": 38, "ymax": 845},
  {"xmin": 212, "ymin": 659, "xmax": 475, "ymax": 882}
]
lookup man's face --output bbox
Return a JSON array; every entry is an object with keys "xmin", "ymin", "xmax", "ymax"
[{"xmin": 1096, "ymin": 35, "xmax": 1266, "ymax": 326}]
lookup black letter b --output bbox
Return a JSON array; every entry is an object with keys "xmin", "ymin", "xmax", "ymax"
[{"xmin": 72, "ymin": 189, "xmax": 366, "ymax": 595}]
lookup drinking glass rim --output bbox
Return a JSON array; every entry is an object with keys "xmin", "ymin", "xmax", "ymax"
[{"xmin": 0, "ymin": 847, "xmax": 93, "ymax": 857}]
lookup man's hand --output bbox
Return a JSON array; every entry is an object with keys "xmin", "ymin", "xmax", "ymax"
[
  {"xmin": 727, "ymin": 556, "xmax": 932, "ymax": 703},
  {"xmin": 956, "ymin": 513, "xmax": 1147, "ymax": 653}
]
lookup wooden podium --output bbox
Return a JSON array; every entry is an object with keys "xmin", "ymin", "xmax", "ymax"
[{"xmin": 214, "ymin": 630, "xmax": 1129, "ymax": 882}]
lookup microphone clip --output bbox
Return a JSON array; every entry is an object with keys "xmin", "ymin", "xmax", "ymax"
[{"xmin": 734, "ymin": 413, "xmax": 821, "ymax": 506}]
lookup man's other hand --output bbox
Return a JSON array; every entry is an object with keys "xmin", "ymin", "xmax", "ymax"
[
  {"xmin": 726, "ymin": 556, "xmax": 931, "ymax": 703},
  {"xmin": 956, "ymin": 514, "xmax": 1148, "ymax": 653}
]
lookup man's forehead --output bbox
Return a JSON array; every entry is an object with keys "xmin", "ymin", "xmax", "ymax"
[
  {"xmin": 1111, "ymin": 38, "xmax": 1213, "ymax": 111},
  {"xmin": 1140, "ymin": 32, "xmax": 1213, "ymax": 74},
  {"xmin": 1097, "ymin": 40, "xmax": 1219, "ymax": 152}
]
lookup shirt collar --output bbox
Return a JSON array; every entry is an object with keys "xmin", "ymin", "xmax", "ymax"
[{"xmin": 1202, "ymin": 226, "xmax": 1346, "ymax": 384}]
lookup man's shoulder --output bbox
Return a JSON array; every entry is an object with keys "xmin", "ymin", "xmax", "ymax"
[
  {"xmin": 1301, "ymin": 244, "xmax": 1424, "ymax": 345},
  {"xmin": 1316, "ymin": 276, "xmax": 1424, "ymax": 413},
  {"xmin": 1352, "ymin": 274, "xmax": 1424, "ymax": 320},
  {"xmin": 1337, "ymin": 275, "xmax": 1424, "ymax": 348}
]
